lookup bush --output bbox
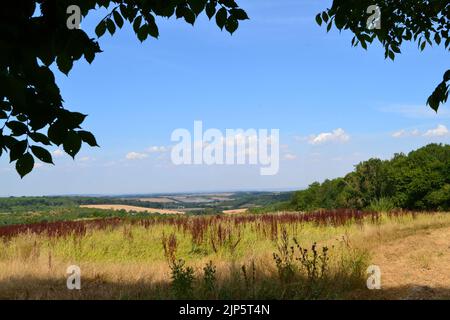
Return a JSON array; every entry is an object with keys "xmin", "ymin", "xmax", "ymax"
[
  {"xmin": 368, "ymin": 197, "xmax": 396, "ymax": 212},
  {"xmin": 170, "ymin": 259, "xmax": 195, "ymax": 299},
  {"xmin": 202, "ymin": 260, "xmax": 217, "ymax": 297}
]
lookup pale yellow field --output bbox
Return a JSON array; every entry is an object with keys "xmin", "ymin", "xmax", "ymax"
[
  {"xmin": 223, "ymin": 208, "xmax": 248, "ymax": 215},
  {"xmin": 80, "ymin": 204, "xmax": 184, "ymax": 215}
]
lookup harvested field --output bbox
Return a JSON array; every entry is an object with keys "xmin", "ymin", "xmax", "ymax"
[
  {"xmin": 223, "ymin": 208, "xmax": 248, "ymax": 215},
  {"xmin": 79, "ymin": 205, "xmax": 183, "ymax": 215}
]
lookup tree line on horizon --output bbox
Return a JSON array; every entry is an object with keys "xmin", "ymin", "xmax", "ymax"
[{"xmin": 289, "ymin": 143, "xmax": 450, "ymax": 212}]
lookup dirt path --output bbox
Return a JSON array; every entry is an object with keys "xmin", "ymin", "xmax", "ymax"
[{"xmin": 366, "ymin": 226, "xmax": 450, "ymax": 299}]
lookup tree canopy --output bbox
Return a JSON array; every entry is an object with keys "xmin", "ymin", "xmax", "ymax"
[
  {"xmin": 0, "ymin": 1, "xmax": 448, "ymax": 177},
  {"xmin": 290, "ymin": 144, "xmax": 450, "ymax": 211}
]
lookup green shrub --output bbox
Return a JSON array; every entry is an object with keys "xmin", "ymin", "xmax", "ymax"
[
  {"xmin": 368, "ymin": 197, "xmax": 396, "ymax": 212},
  {"xmin": 170, "ymin": 259, "xmax": 195, "ymax": 299}
]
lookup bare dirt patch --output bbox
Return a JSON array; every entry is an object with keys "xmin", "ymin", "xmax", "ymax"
[{"xmin": 362, "ymin": 226, "xmax": 450, "ymax": 299}]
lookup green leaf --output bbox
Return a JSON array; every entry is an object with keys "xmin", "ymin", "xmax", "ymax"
[
  {"xmin": 95, "ymin": 21, "xmax": 107, "ymax": 37},
  {"xmin": 434, "ymin": 33, "xmax": 441, "ymax": 45},
  {"xmin": 31, "ymin": 145, "xmax": 53, "ymax": 164},
  {"xmin": 16, "ymin": 152, "xmax": 34, "ymax": 178},
  {"xmin": 0, "ymin": 101, "xmax": 12, "ymax": 112},
  {"xmin": 391, "ymin": 45, "xmax": 401, "ymax": 54},
  {"xmin": 9, "ymin": 140, "xmax": 27, "ymax": 163},
  {"xmin": 230, "ymin": 8, "xmax": 249, "ymax": 20},
  {"xmin": 106, "ymin": 18, "xmax": 116, "ymax": 35},
  {"xmin": 6, "ymin": 121, "xmax": 28, "ymax": 136},
  {"xmin": 113, "ymin": 10, "xmax": 124, "ymax": 28},
  {"xmin": 78, "ymin": 130, "xmax": 99, "ymax": 147},
  {"xmin": 119, "ymin": 4, "xmax": 129, "ymax": 19},
  {"xmin": 444, "ymin": 70, "xmax": 450, "ymax": 82},
  {"xmin": 205, "ymin": 1, "xmax": 216, "ymax": 19},
  {"xmin": 220, "ymin": 0, "xmax": 238, "ymax": 8},
  {"xmin": 60, "ymin": 110, "xmax": 87, "ymax": 129},
  {"xmin": 216, "ymin": 7, "xmax": 227, "ymax": 30},
  {"xmin": 29, "ymin": 132, "xmax": 51, "ymax": 145},
  {"xmin": 56, "ymin": 55, "xmax": 73, "ymax": 75},
  {"xmin": 225, "ymin": 18, "xmax": 238, "ymax": 34},
  {"xmin": 63, "ymin": 131, "xmax": 82, "ymax": 159},
  {"xmin": 148, "ymin": 20, "xmax": 159, "ymax": 38},
  {"xmin": 3, "ymin": 136, "xmax": 18, "ymax": 149},
  {"xmin": 184, "ymin": 8, "xmax": 196, "ymax": 25},
  {"xmin": 84, "ymin": 45, "xmax": 96, "ymax": 64},
  {"xmin": 315, "ymin": 14, "xmax": 322, "ymax": 26},
  {"xmin": 137, "ymin": 25, "xmax": 149, "ymax": 42},
  {"xmin": 133, "ymin": 16, "xmax": 142, "ymax": 34},
  {"xmin": 48, "ymin": 121, "xmax": 68, "ymax": 146},
  {"xmin": 188, "ymin": 0, "xmax": 207, "ymax": 15},
  {"xmin": 360, "ymin": 39, "xmax": 367, "ymax": 50},
  {"xmin": 388, "ymin": 50, "xmax": 395, "ymax": 60},
  {"xmin": 420, "ymin": 41, "xmax": 426, "ymax": 51}
]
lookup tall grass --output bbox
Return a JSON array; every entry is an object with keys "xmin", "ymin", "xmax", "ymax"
[{"xmin": 0, "ymin": 210, "xmax": 448, "ymax": 299}]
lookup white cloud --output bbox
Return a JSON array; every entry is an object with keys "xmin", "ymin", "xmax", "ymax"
[
  {"xmin": 392, "ymin": 129, "xmax": 421, "ymax": 138},
  {"xmin": 125, "ymin": 152, "xmax": 148, "ymax": 160},
  {"xmin": 423, "ymin": 124, "xmax": 449, "ymax": 137},
  {"xmin": 147, "ymin": 146, "xmax": 169, "ymax": 153},
  {"xmin": 283, "ymin": 153, "xmax": 297, "ymax": 160},
  {"xmin": 308, "ymin": 128, "xmax": 350, "ymax": 145},
  {"xmin": 392, "ymin": 125, "xmax": 449, "ymax": 138},
  {"xmin": 392, "ymin": 129, "xmax": 407, "ymax": 138},
  {"xmin": 78, "ymin": 156, "xmax": 91, "ymax": 162},
  {"xmin": 52, "ymin": 149, "xmax": 64, "ymax": 157}
]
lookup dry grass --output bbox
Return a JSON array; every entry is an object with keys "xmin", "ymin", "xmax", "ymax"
[
  {"xmin": 79, "ymin": 204, "xmax": 184, "ymax": 215},
  {"xmin": 0, "ymin": 212, "xmax": 449, "ymax": 299},
  {"xmin": 361, "ymin": 226, "xmax": 450, "ymax": 299}
]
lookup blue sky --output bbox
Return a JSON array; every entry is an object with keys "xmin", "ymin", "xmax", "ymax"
[{"xmin": 1, "ymin": 0, "xmax": 449, "ymax": 196}]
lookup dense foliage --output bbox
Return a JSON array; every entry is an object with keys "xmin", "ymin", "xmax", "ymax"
[{"xmin": 291, "ymin": 144, "xmax": 450, "ymax": 211}]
